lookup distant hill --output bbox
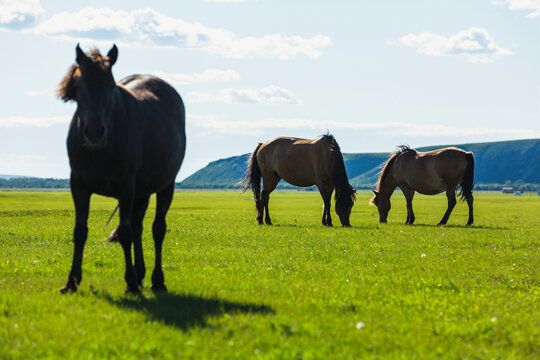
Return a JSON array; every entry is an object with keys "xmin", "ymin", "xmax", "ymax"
[
  {"xmin": 179, "ymin": 139, "xmax": 540, "ymax": 191},
  {"xmin": 2, "ymin": 139, "xmax": 538, "ymax": 190}
]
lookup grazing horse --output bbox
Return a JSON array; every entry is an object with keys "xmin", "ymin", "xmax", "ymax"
[
  {"xmin": 370, "ymin": 146, "xmax": 474, "ymax": 225},
  {"xmin": 57, "ymin": 44, "xmax": 186, "ymax": 294},
  {"xmin": 237, "ymin": 135, "xmax": 356, "ymax": 227}
]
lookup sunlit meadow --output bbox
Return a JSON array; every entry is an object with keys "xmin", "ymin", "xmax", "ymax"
[{"xmin": 0, "ymin": 191, "xmax": 538, "ymax": 359}]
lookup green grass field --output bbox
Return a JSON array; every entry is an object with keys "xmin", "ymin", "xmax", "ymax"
[{"xmin": 0, "ymin": 190, "xmax": 538, "ymax": 359}]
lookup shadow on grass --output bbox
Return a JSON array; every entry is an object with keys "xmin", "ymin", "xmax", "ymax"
[
  {"xmin": 408, "ymin": 223, "xmax": 508, "ymax": 230},
  {"xmin": 100, "ymin": 291, "xmax": 274, "ymax": 330},
  {"xmin": 271, "ymin": 223, "xmax": 376, "ymax": 230}
]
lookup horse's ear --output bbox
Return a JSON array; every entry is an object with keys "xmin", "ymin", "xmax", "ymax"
[
  {"xmin": 76, "ymin": 44, "xmax": 87, "ymax": 64},
  {"xmin": 372, "ymin": 190, "xmax": 378, "ymax": 196},
  {"xmin": 107, "ymin": 44, "xmax": 118, "ymax": 66}
]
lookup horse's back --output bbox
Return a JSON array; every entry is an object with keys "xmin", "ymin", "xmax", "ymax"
[{"xmin": 257, "ymin": 136, "xmax": 331, "ymax": 187}]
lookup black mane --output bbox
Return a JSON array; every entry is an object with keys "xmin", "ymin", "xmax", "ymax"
[
  {"xmin": 375, "ymin": 145, "xmax": 413, "ymax": 192},
  {"xmin": 324, "ymin": 133, "xmax": 356, "ymax": 210}
]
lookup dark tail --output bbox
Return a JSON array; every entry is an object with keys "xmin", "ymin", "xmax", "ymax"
[
  {"xmin": 458, "ymin": 152, "xmax": 474, "ymax": 202},
  {"xmin": 236, "ymin": 143, "xmax": 263, "ymax": 197}
]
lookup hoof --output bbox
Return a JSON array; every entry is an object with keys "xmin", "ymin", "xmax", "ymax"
[
  {"xmin": 60, "ymin": 283, "xmax": 77, "ymax": 294},
  {"xmin": 125, "ymin": 287, "xmax": 142, "ymax": 296},
  {"xmin": 151, "ymin": 284, "xmax": 168, "ymax": 293},
  {"xmin": 105, "ymin": 229, "xmax": 119, "ymax": 243},
  {"xmin": 466, "ymin": 222, "xmax": 473, "ymax": 226}
]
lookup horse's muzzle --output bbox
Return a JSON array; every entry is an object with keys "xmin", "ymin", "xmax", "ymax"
[{"xmin": 82, "ymin": 129, "xmax": 108, "ymax": 149}]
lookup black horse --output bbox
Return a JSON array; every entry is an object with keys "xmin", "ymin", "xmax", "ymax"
[{"xmin": 58, "ymin": 44, "xmax": 186, "ymax": 294}]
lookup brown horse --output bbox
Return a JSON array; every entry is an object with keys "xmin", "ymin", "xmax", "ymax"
[
  {"xmin": 237, "ymin": 134, "xmax": 356, "ymax": 227},
  {"xmin": 370, "ymin": 146, "xmax": 474, "ymax": 225}
]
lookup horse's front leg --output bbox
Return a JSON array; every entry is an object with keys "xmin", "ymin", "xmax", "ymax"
[
  {"xmin": 316, "ymin": 183, "xmax": 330, "ymax": 226},
  {"xmin": 324, "ymin": 184, "xmax": 334, "ymax": 227},
  {"xmin": 402, "ymin": 187, "xmax": 415, "ymax": 225},
  {"xmin": 438, "ymin": 188, "xmax": 457, "ymax": 226},
  {"xmin": 117, "ymin": 178, "xmax": 139, "ymax": 294},
  {"xmin": 61, "ymin": 177, "xmax": 91, "ymax": 293}
]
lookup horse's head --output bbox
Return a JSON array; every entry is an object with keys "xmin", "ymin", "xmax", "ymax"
[
  {"xmin": 62, "ymin": 44, "xmax": 119, "ymax": 148},
  {"xmin": 336, "ymin": 186, "xmax": 356, "ymax": 227},
  {"xmin": 370, "ymin": 190, "xmax": 390, "ymax": 223}
]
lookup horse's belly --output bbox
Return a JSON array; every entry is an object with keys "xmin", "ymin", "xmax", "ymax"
[
  {"xmin": 411, "ymin": 180, "xmax": 446, "ymax": 195},
  {"xmin": 75, "ymin": 171, "xmax": 125, "ymax": 198}
]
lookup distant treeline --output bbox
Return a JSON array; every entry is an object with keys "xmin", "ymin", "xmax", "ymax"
[
  {"xmin": 1, "ymin": 179, "xmax": 538, "ymax": 192},
  {"xmin": 474, "ymin": 182, "xmax": 540, "ymax": 192},
  {"xmin": 0, "ymin": 177, "xmax": 69, "ymax": 189},
  {"xmin": 175, "ymin": 181, "xmax": 540, "ymax": 192}
]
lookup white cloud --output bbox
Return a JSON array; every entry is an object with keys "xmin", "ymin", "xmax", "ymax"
[
  {"xmin": 0, "ymin": 0, "xmax": 43, "ymax": 29},
  {"xmin": 33, "ymin": 7, "xmax": 332, "ymax": 59},
  {"xmin": 188, "ymin": 115, "xmax": 540, "ymax": 138},
  {"xmin": 400, "ymin": 27, "xmax": 512, "ymax": 63},
  {"xmin": 492, "ymin": 0, "xmax": 540, "ymax": 18},
  {"xmin": 0, "ymin": 115, "xmax": 70, "ymax": 127},
  {"xmin": 186, "ymin": 85, "xmax": 302, "ymax": 104},
  {"xmin": 152, "ymin": 69, "xmax": 240, "ymax": 85}
]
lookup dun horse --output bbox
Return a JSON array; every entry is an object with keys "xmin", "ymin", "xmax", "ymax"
[
  {"xmin": 58, "ymin": 44, "xmax": 186, "ymax": 294},
  {"xmin": 370, "ymin": 146, "xmax": 474, "ymax": 225},
  {"xmin": 237, "ymin": 135, "xmax": 356, "ymax": 227}
]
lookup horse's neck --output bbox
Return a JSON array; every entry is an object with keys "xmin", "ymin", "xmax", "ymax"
[{"xmin": 380, "ymin": 167, "xmax": 397, "ymax": 197}]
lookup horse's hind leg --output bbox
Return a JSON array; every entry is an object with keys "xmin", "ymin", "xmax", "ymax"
[
  {"xmin": 256, "ymin": 194, "xmax": 264, "ymax": 225},
  {"xmin": 117, "ymin": 180, "xmax": 139, "ymax": 294},
  {"xmin": 132, "ymin": 196, "xmax": 150, "ymax": 287},
  {"xmin": 466, "ymin": 194, "xmax": 474, "ymax": 225},
  {"xmin": 262, "ymin": 174, "xmax": 280, "ymax": 225},
  {"xmin": 151, "ymin": 183, "xmax": 174, "ymax": 292},
  {"xmin": 61, "ymin": 180, "xmax": 91, "ymax": 293},
  {"xmin": 438, "ymin": 188, "xmax": 457, "ymax": 226}
]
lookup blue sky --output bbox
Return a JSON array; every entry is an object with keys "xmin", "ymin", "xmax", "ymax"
[{"xmin": 0, "ymin": 0, "xmax": 539, "ymax": 180}]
